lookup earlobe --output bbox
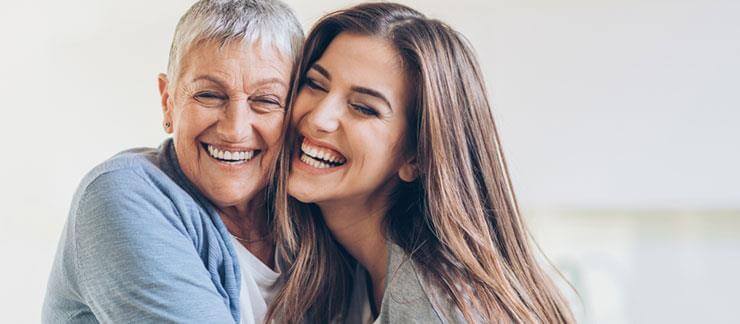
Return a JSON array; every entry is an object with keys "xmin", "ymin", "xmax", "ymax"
[
  {"xmin": 158, "ymin": 73, "xmax": 174, "ymax": 134},
  {"xmin": 399, "ymin": 159, "xmax": 418, "ymax": 182}
]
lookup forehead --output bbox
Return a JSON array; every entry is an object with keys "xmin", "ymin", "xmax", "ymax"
[
  {"xmin": 178, "ymin": 40, "xmax": 292, "ymax": 87},
  {"xmin": 315, "ymin": 33, "xmax": 409, "ymax": 103}
]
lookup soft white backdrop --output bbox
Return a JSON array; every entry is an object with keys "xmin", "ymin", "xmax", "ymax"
[{"xmin": 1, "ymin": 0, "xmax": 738, "ymax": 323}]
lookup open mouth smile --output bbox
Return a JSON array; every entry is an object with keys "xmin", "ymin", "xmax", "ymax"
[
  {"xmin": 202, "ymin": 142, "xmax": 260, "ymax": 164},
  {"xmin": 298, "ymin": 137, "xmax": 347, "ymax": 169}
]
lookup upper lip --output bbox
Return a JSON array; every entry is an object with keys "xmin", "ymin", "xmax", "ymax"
[{"xmin": 298, "ymin": 134, "xmax": 346, "ymax": 158}]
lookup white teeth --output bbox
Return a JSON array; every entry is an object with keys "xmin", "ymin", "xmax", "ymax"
[
  {"xmin": 206, "ymin": 144, "xmax": 256, "ymax": 162},
  {"xmin": 300, "ymin": 138, "xmax": 346, "ymax": 164},
  {"xmin": 301, "ymin": 154, "xmax": 332, "ymax": 169}
]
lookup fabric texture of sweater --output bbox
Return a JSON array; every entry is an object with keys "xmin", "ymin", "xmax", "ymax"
[
  {"xmin": 43, "ymin": 139, "xmax": 241, "ymax": 323},
  {"xmin": 344, "ymin": 243, "xmax": 466, "ymax": 323}
]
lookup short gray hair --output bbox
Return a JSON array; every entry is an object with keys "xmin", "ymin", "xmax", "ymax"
[{"xmin": 167, "ymin": 0, "xmax": 303, "ymax": 82}]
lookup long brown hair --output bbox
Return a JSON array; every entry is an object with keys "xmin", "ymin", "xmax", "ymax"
[{"xmin": 268, "ymin": 2, "xmax": 574, "ymax": 323}]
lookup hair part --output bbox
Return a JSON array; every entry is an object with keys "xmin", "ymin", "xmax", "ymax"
[
  {"xmin": 269, "ymin": 2, "xmax": 575, "ymax": 323},
  {"xmin": 166, "ymin": 0, "xmax": 303, "ymax": 84}
]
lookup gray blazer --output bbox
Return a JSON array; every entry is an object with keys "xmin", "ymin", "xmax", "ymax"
[{"xmin": 345, "ymin": 243, "xmax": 465, "ymax": 324}]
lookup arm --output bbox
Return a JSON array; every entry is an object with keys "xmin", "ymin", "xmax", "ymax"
[{"xmin": 72, "ymin": 169, "xmax": 235, "ymax": 323}]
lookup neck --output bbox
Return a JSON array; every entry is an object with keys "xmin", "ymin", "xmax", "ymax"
[
  {"xmin": 319, "ymin": 197, "xmax": 389, "ymax": 312},
  {"xmin": 218, "ymin": 191, "xmax": 274, "ymax": 268}
]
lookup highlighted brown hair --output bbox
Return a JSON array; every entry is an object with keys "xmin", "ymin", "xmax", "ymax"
[{"xmin": 268, "ymin": 2, "xmax": 575, "ymax": 323}]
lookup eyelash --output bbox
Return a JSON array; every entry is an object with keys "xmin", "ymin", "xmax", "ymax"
[
  {"xmin": 195, "ymin": 91, "xmax": 226, "ymax": 100},
  {"xmin": 250, "ymin": 96, "xmax": 282, "ymax": 107},
  {"xmin": 304, "ymin": 78, "xmax": 326, "ymax": 92},
  {"xmin": 351, "ymin": 104, "xmax": 379, "ymax": 117},
  {"xmin": 304, "ymin": 76, "xmax": 380, "ymax": 117},
  {"xmin": 194, "ymin": 91, "xmax": 283, "ymax": 110}
]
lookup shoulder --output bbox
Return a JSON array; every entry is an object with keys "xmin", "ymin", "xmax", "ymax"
[
  {"xmin": 383, "ymin": 244, "xmax": 468, "ymax": 323},
  {"xmin": 380, "ymin": 244, "xmax": 445, "ymax": 323},
  {"xmin": 74, "ymin": 143, "xmax": 192, "ymax": 215},
  {"xmin": 45, "ymin": 145, "xmax": 240, "ymax": 323},
  {"xmin": 68, "ymin": 147, "xmax": 224, "ymax": 294},
  {"xmin": 69, "ymin": 145, "xmax": 203, "ymax": 248},
  {"xmin": 78, "ymin": 146, "xmax": 165, "ymax": 193}
]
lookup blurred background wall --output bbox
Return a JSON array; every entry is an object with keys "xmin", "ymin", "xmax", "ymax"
[{"xmin": 1, "ymin": 0, "xmax": 737, "ymax": 322}]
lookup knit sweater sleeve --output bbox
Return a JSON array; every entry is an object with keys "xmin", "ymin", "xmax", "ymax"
[{"xmin": 71, "ymin": 168, "xmax": 235, "ymax": 323}]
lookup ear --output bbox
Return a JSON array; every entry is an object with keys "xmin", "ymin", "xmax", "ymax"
[
  {"xmin": 398, "ymin": 156, "xmax": 418, "ymax": 183},
  {"xmin": 158, "ymin": 73, "xmax": 174, "ymax": 134}
]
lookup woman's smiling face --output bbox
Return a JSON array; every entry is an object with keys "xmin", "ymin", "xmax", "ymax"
[
  {"xmin": 160, "ymin": 40, "xmax": 291, "ymax": 211},
  {"xmin": 288, "ymin": 33, "xmax": 414, "ymax": 208}
]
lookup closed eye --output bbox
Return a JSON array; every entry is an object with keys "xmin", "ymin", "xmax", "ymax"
[
  {"xmin": 249, "ymin": 95, "xmax": 284, "ymax": 112},
  {"xmin": 351, "ymin": 103, "xmax": 379, "ymax": 117},
  {"xmin": 304, "ymin": 77, "xmax": 327, "ymax": 92},
  {"xmin": 252, "ymin": 98, "xmax": 280, "ymax": 105},
  {"xmin": 194, "ymin": 91, "xmax": 227, "ymax": 107}
]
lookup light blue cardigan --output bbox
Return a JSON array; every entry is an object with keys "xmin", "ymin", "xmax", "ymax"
[{"xmin": 43, "ymin": 139, "xmax": 241, "ymax": 323}]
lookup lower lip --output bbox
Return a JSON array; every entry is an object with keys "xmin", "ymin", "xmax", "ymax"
[{"xmin": 291, "ymin": 151, "xmax": 347, "ymax": 175}]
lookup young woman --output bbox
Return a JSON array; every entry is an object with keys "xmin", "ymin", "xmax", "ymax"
[{"xmin": 268, "ymin": 2, "xmax": 574, "ymax": 323}]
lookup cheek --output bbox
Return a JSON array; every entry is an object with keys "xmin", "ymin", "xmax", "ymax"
[
  {"xmin": 171, "ymin": 115, "xmax": 196, "ymax": 155},
  {"xmin": 368, "ymin": 145, "xmax": 398, "ymax": 174},
  {"xmin": 259, "ymin": 113, "xmax": 285, "ymax": 146},
  {"xmin": 173, "ymin": 104, "xmax": 213, "ymax": 139},
  {"xmin": 290, "ymin": 90, "xmax": 313, "ymax": 126},
  {"xmin": 354, "ymin": 124, "xmax": 408, "ymax": 172}
]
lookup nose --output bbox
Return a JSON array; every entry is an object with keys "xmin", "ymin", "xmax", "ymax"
[
  {"xmin": 217, "ymin": 98, "xmax": 255, "ymax": 143},
  {"xmin": 306, "ymin": 95, "xmax": 342, "ymax": 134}
]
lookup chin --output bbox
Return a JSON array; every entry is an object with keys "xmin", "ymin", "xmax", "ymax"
[
  {"xmin": 208, "ymin": 187, "xmax": 260, "ymax": 208},
  {"xmin": 287, "ymin": 184, "xmax": 319, "ymax": 204},
  {"xmin": 290, "ymin": 193, "xmax": 314, "ymax": 204}
]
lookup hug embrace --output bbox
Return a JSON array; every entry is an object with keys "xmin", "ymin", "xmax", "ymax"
[{"xmin": 43, "ymin": 1, "xmax": 574, "ymax": 323}]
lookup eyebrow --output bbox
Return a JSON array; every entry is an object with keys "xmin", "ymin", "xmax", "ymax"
[
  {"xmin": 192, "ymin": 75, "xmax": 227, "ymax": 88},
  {"xmin": 191, "ymin": 75, "xmax": 287, "ymax": 91},
  {"xmin": 311, "ymin": 64, "xmax": 332, "ymax": 80},
  {"xmin": 310, "ymin": 64, "xmax": 393, "ymax": 112},
  {"xmin": 252, "ymin": 77, "xmax": 288, "ymax": 91}
]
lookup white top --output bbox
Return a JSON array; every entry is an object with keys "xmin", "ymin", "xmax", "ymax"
[{"xmin": 230, "ymin": 236, "xmax": 280, "ymax": 324}]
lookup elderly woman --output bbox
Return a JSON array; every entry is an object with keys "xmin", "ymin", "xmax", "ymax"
[{"xmin": 42, "ymin": 1, "xmax": 302, "ymax": 323}]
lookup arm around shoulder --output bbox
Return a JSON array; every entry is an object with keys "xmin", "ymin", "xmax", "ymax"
[{"xmin": 71, "ymin": 168, "xmax": 235, "ymax": 323}]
